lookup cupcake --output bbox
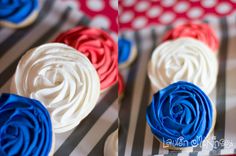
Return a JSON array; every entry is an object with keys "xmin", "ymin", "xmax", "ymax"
[
  {"xmin": 104, "ymin": 129, "xmax": 118, "ymax": 156},
  {"xmin": 0, "ymin": 93, "xmax": 54, "ymax": 155},
  {"xmin": 148, "ymin": 37, "xmax": 218, "ymax": 95},
  {"xmin": 0, "ymin": 0, "xmax": 39, "ymax": 28},
  {"xmin": 118, "ymin": 72, "xmax": 125, "ymax": 100},
  {"xmin": 54, "ymin": 26, "xmax": 118, "ymax": 92},
  {"xmin": 118, "ymin": 38, "xmax": 137, "ymax": 69},
  {"xmin": 146, "ymin": 81, "xmax": 216, "ymax": 149},
  {"xmin": 11, "ymin": 43, "xmax": 100, "ymax": 133},
  {"xmin": 163, "ymin": 22, "xmax": 219, "ymax": 53}
]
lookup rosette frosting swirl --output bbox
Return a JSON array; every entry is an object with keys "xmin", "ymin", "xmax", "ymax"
[
  {"xmin": 163, "ymin": 23, "xmax": 219, "ymax": 52},
  {"xmin": 148, "ymin": 38, "xmax": 218, "ymax": 94},
  {"xmin": 0, "ymin": 0, "xmax": 39, "ymax": 24},
  {"xmin": 11, "ymin": 43, "xmax": 100, "ymax": 133},
  {"xmin": 146, "ymin": 81, "xmax": 215, "ymax": 148},
  {"xmin": 0, "ymin": 93, "xmax": 52, "ymax": 156},
  {"xmin": 54, "ymin": 26, "xmax": 118, "ymax": 91}
]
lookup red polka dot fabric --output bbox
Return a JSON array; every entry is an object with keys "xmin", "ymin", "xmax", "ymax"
[
  {"xmin": 119, "ymin": 0, "xmax": 236, "ymax": 31},
  {"xmin": 63, "ymin": 0, "xmax": 236, "ymax": 33},
  {"xmin": 65, "ymin": 0, "xmax": 118, "ymax": 33}
]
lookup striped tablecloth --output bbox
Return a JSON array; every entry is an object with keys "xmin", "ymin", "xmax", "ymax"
[
  {"xmin": 119, "ymin": 15, "xmax": 236, "ymax": 156},
  {"xmin": 0, "ymin": 0, "xmax": 118, "ymax": 155},
  {"xmin": 2, "ymin": 1, "xmax": 236, "ymax": 156}
]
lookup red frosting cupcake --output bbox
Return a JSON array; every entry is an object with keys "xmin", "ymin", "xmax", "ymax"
[
  {"xmin": 163, "ymin": 23, "xmax": 219, "ymax": 53},
  {"xmin": 55, "ymin": 27, "xmax": 118, "ymax": 91}
]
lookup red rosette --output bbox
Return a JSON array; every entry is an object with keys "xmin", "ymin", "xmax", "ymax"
[
  {"xmin": 55, "ymin": 26, "xmax": 118, "ymax": 91},
  {"xmin": 163, "ymin": 23, "xmax": 219, "ymax": 53}
]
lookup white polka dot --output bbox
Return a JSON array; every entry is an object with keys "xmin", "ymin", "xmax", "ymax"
[
  {"xmin": 120, "ymin": 11, "xmax": 134, "ymax": 23},
  {"xmin": 216, "ymin": 2, "xmax": 232, "ymax": 14},
  {"xmin": 204, "ymin": 14, "xmax": 218, "ymax": 23},
  {"xmin": 90, "ymin": 15, "xmax": 110, "ymax": 28},
  {"xmin": 174, "ymin": 18, "xmax": 187, "ymax": 27},
  {"xmin": 86, "ymin": 0, "xmax": 104, "ymax": 12},
  {"xmin": 110, "ymin": 0, "xmax": 118, "ymax": 10},
  {"xmin": 123, "ymin": 0, "xmax": 136, "ymax": 7},
  {"xmin": 132, "ymin": 17, "xmax": 147, "ymax": 29},
  {"xmin": 187, "ymin": 7, "xmax": 203, "ymax": 18},
  {"xmin": 201, "ymin": 0, "xmax": 217, "ymax": 8},
  {"xmin": 174, "ymin": 1, "xmax": 190, "ymax": 13},
  {"xmin": 231, "ymin": 0, "xmax": 236, "ymax": 3},
  {"xmin": 147, "ymin": 6, "xmax": 162, "ymax": 18},
  {"xmin": 161, "ymin": 0, "xmax": 176, "ymax": 7},
  {"xmin": 160, "ymin": 12, "xmax": 175, "ymax": 24},
  {"xmin": 135, "ymin": 1, "xmax": 150, "ymax": 12}
]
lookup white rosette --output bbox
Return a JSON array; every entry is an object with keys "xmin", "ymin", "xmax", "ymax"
[
  {"xmin": 11, "ymin": 43, "xmax": 100, "ymax": 133},
  {"xmin": 148, "ymin": 38, "xmax": 218, "ymax": 94}
]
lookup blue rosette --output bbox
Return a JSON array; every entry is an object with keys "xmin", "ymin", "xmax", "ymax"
[
  {"xmin": 146, "ymin": 81, "xmax": 216, "ymax": 149},
  {"xmin": 0, "ymin": 0, "xmax": 39, "ymax": 28},
  {"xmin": 118, "ymin": 38, "xmax": 137, "ymax": 69},
  {"xmin": 0, "ymin": 93, "xmax": 53, "ymax": 156}
]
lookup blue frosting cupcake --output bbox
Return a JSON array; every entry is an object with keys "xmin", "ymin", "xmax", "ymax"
[
  {"xmin": 0, "ymin": 0, "xmax": 39, "ymax": 28},
  {"xmin": 146, "ymin": 81, "xmax": 216, "ymax": 149},
  {"xmin": 0, "ymin": 93, "xmax": 54, "ymax": 156},
  {"xmin": 118, "ymin": 38, "xmax": 137, "ymax": 69}
]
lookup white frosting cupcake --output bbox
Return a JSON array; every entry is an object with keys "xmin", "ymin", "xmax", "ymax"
[
  {"xmin": 148, "ymin": 37, "xmax": 218, "ymax": 94},
  {"xmin": 11, "ymin": 43, "xmax": 100, "ymax": 133},
  {"xmin": 104, "ymin": 129, "xmax": 118, "ymax": 156}
]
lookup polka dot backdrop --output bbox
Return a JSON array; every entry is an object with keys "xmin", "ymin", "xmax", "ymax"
[
  {"xmin": 64, "ymin": 0, "xmax": 118, "ymax": 33},
  {"xmin": 119, "ymin": 0, "xmax": 236, "ymax": 31},
  {"xmin": 62, "ymin": 0, "xmax": 236, "ymax": 32}
]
